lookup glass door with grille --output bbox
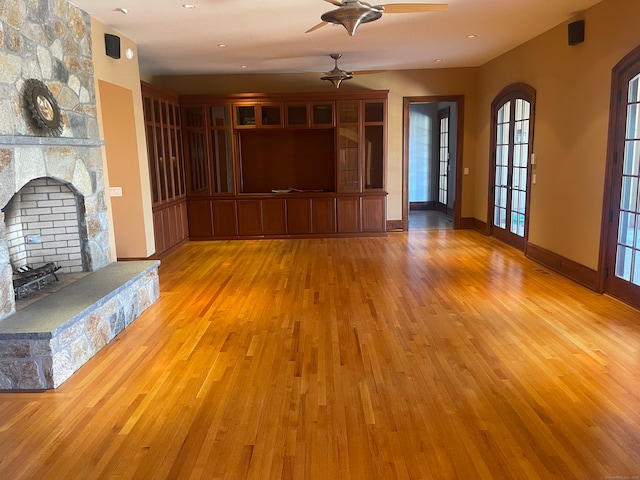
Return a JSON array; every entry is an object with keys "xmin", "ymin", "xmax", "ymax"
[
  {"xmin": 605, "ymin": 59, "xmax": 640, "ymax": 307},
  {"xmin": 490, "ymin": 86, "xmax": 535, "ymax": 251}
]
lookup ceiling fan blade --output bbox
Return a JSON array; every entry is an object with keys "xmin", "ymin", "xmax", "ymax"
[
  {"xmin": 353, "ymin": 69, "xmax": 387, "ymax": 75},
  {"xmin": 305, "ymin": 21, "xmax": 329, "ymax": 33},
  {"xmin": 382, "ymin": 3, "xmax": 448, "ymax": 14},
  {"xmin": 324, "ymin": 0, "xmax": 345, "ymax": 6}
]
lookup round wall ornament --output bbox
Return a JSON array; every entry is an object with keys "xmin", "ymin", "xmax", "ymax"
[{"xmin": 24, "ymin": 79, "xmax": 63, "ymax": 136}]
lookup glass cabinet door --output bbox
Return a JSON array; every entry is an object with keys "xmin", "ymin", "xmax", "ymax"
[
  {"xmin": 235, "ymin": 105, "xmax": 256, "ymax": 127},
  {"xmin": 260, "ymin": 104, "xmax": 282, "ymax": 126},
  {"xmin": 209, "ymin": 106, "xmax": 233, "ymax": 193},
  {"xmin": 363, "ymin": 101, "xmax": 385, "ymax": 190},
  {"xmin": 183, "ymin": 106, "xmax": 209, "ymax": 195},
  {"xmin": 286, "ymin": 103, "xmax": 308, "ymax": 127},
  {"xmin": 183, "ymin": 105, "xmax": 233, "ymax": 195},
  {"xmin": 337, "ymin": 101, "xmax": 360, "ymax": 192},
  {"xmin": 234, "ymin": 103, "xmax": 282, "ymax": 127},
  {"xmin": 311, "ymin": 102, "xmax": 334, "ymax": 127}
]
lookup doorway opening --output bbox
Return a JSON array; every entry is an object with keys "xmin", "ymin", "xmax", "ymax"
[{"xmin": 402, "ymin": 96, "xmax": 464, "ymax": 231}]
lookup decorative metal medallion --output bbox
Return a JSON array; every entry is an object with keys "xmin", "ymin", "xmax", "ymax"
[{"xmin": 24, "ymin": 79, "xmax": 63, "ymax": 136}]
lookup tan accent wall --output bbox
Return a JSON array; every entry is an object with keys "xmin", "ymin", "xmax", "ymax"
[
  {"xmin": 90, "ymin": 19, "xmax": 155, "ymax": 258},
  {"xmin": 476, "ymin": 0, "xmax": 640, "ymax": 270},
  {"xmin": 98, "ymin": 81, "xmax": 149, "ymax": 258}
]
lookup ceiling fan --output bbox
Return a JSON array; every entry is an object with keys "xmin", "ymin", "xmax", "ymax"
[
  {"xmin": 321, "ymin": 53, "xmax": 354, "ymax": 88},
  {"xmin": 306, "ymin": 0, "xmax": 448, "ymax": 36},
  {"xmin": 320, "ymin": 53, "xmax": 385, "ymax": 88}
]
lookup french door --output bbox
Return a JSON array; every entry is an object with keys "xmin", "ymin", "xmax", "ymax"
[
  {"xmin": 489, "ymin": 85, "xmax": 536, "ymax": 251},
  {"xmin": 438, "ymin": 108, "xmax": 450, "ymax": 214},
  {"xmin": 604, "ymin": 48, "xmax": 640, "ymax": 308}
]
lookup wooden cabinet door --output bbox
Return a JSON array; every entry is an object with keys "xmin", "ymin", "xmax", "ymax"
[
  {"xmin": 187, "ymin": 200, "xmax": 213, "ymax": 238},
  {"xmin": 153, "ymin": 210, "xmax": 166, "ymax": 254},
  {"xmin": 237, "ymin": 199, "xmax": 263, "ymax": 236},
  {"xmin": 337, "ymin": 197, "xmax": 360, "ymax": 233},
  {"xmin": 362, "ymin": 195, "xmax": 386, "ymax": 232},
  {"xmin": 287, "ymin": 198, "xmax": 312, "ymax": 234},
  {"xmin": 312, "ymin": 197, "xmax": 336, "ymax": 234},
  {"xmin": 177, "ymin": 201, "xmax": 189, "ymax": 242},
  {"xmin": 263, "ymin": 198, "xmax": 287, "ymax": 235},
  {"xmin": 212, "ymin": 200, "xmax": 238, "ymax": 237}
]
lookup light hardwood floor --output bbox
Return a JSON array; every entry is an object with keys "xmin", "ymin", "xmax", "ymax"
[{"xmin": 0, "ymin": 230, "xmax": 639, "ymax": 479}]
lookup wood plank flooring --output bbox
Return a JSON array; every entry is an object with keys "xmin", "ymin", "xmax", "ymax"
[{"xmin": 0, "ymin": 230, "xmax": 639, "ymax": 479}]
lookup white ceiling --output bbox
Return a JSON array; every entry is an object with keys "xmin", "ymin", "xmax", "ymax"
[{"xmin": 70, "ymin": 0, "xmax": 602, "ymax": 76}]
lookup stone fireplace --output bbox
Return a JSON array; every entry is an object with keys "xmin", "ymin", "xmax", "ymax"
[
  {"xmin": 0, "ymin": 138, "xmax": 110, "ymax": 318},
  {"xmin": 0, "ymin": 0, "xmax": 159, "ymax": 389}
]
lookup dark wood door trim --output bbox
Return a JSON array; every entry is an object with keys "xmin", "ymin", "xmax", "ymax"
[{"xmin": 402, "ymin": 96, "xmax": 464, "ymax": 232}]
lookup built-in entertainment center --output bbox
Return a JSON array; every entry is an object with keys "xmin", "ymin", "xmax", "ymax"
[{"xmin": 142, "ymin": 84, "xmax": 388, "ymax": 252}]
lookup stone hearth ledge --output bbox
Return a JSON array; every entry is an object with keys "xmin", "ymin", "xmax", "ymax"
[{"xmin": 0, "ymin": 260, "xmax": 160, "ymax": 390}]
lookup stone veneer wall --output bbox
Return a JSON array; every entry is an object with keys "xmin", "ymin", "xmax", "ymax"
[{"xmin": 0, "ymin": 0, "xmax": 111, "ymax": 321}]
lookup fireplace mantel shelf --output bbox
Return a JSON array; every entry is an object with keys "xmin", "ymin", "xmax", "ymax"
[{"xmin": 0, "ymin": 136, "xmax": 105, "ymax": 147}]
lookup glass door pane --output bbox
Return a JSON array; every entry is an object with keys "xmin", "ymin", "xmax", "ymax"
[
  {"xmin": 185, "ymin": 130, "xmax": 207, "ymax": 194},
  {"xmin": 364, "ymin": 125, "xmax": 383, "ymax": 189},
  {"xmin": 286, "ymin": 104, "xmax": 308, "ymax": 127},
  {"xmin": 337, "ymin": 101, "xmax": 360, "ymax": 192},
  {"xmin": 438, "ymin": 111, "xmax": 449, "ymax": 206},
  {"xmin": 494, "ymin": 101, "xmax": 510, "ymax": 229},
  {"xmin": 211, "ymin": 130, "xmax": 233, "ymax": 193},
  {"xmin": 312, "ymin": 103, "xmax": 334, "ymax": 126},
  {"xmin": 615, "ymin": 73, "xmax": 640, "ymax": 284},
  {"xmin": 511, "ymin": 99, "xmax": 530, "ymax": 236}
]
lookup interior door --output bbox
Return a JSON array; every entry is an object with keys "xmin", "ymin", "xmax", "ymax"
[
  {"xmin": 438, "ymin": 108, "xmax": 450, "ymax": 216},
  {"xmin": 490, "ymin": 86, "xmax": 535, "ymax": 251},
  {"xmin": 604, "ymin": 54, "xmax": 640, "ymax": 307}
]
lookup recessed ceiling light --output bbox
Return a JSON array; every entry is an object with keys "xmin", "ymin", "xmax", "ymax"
[
  {"xmin": 241, "ymin": 65, "xmax": 248, "ymax": 69},
  {"xmin": 115, "ymin": 7, "xmax": 128, "ymax": 14},
  {"xmin": 182, "ymin": 4, "xmax": 196, "ymax": 9},
  {"xmin": 435, "ymin": 58, "xmax": 443, "ymax": 63},
  {"xmin": 218, "ymin": 44, "xmax": 227, "ymax": 48},
  {"xmin": 467, "ymin": 34, "xmax": 477, "ymax": 38}
]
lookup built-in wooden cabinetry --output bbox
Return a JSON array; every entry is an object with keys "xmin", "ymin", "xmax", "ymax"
[
  {"xmin": 180, "ymin": 91, "xmax": 388, "ymax": 239},
  {"xmin": 141, "ymin": 82, "xmax": 189, "ymax": 257}
]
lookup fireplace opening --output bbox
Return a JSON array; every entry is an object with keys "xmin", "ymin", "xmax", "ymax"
[{"xmin": 2, "ymin": 177, "xmax": 90, "ymax": 309}]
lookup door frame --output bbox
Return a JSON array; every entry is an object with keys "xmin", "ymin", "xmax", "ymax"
[
  {"xmin": 402, "ymin": 95, "xmax": 464, "ymax": 231},
  {"xmin": 487, "ymin": 83, "xmax": 536, "ymax": 252},
  {"xmin": 599, "ymin": 44, "xmax": 640, "ymax": 304}
]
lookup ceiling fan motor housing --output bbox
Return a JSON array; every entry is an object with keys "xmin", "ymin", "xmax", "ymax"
[{"xmin": 321, "ymin": 4, "xmax": 383, "ymax": 35}]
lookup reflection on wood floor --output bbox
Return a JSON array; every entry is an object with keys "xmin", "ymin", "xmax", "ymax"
[
  {"xmin": 408, "ymin": 210, "xmax": 452, "ymax": 230},
  {"xmin": 0, "ymin": 231, "xmax": 639, "ymax": 479}
]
